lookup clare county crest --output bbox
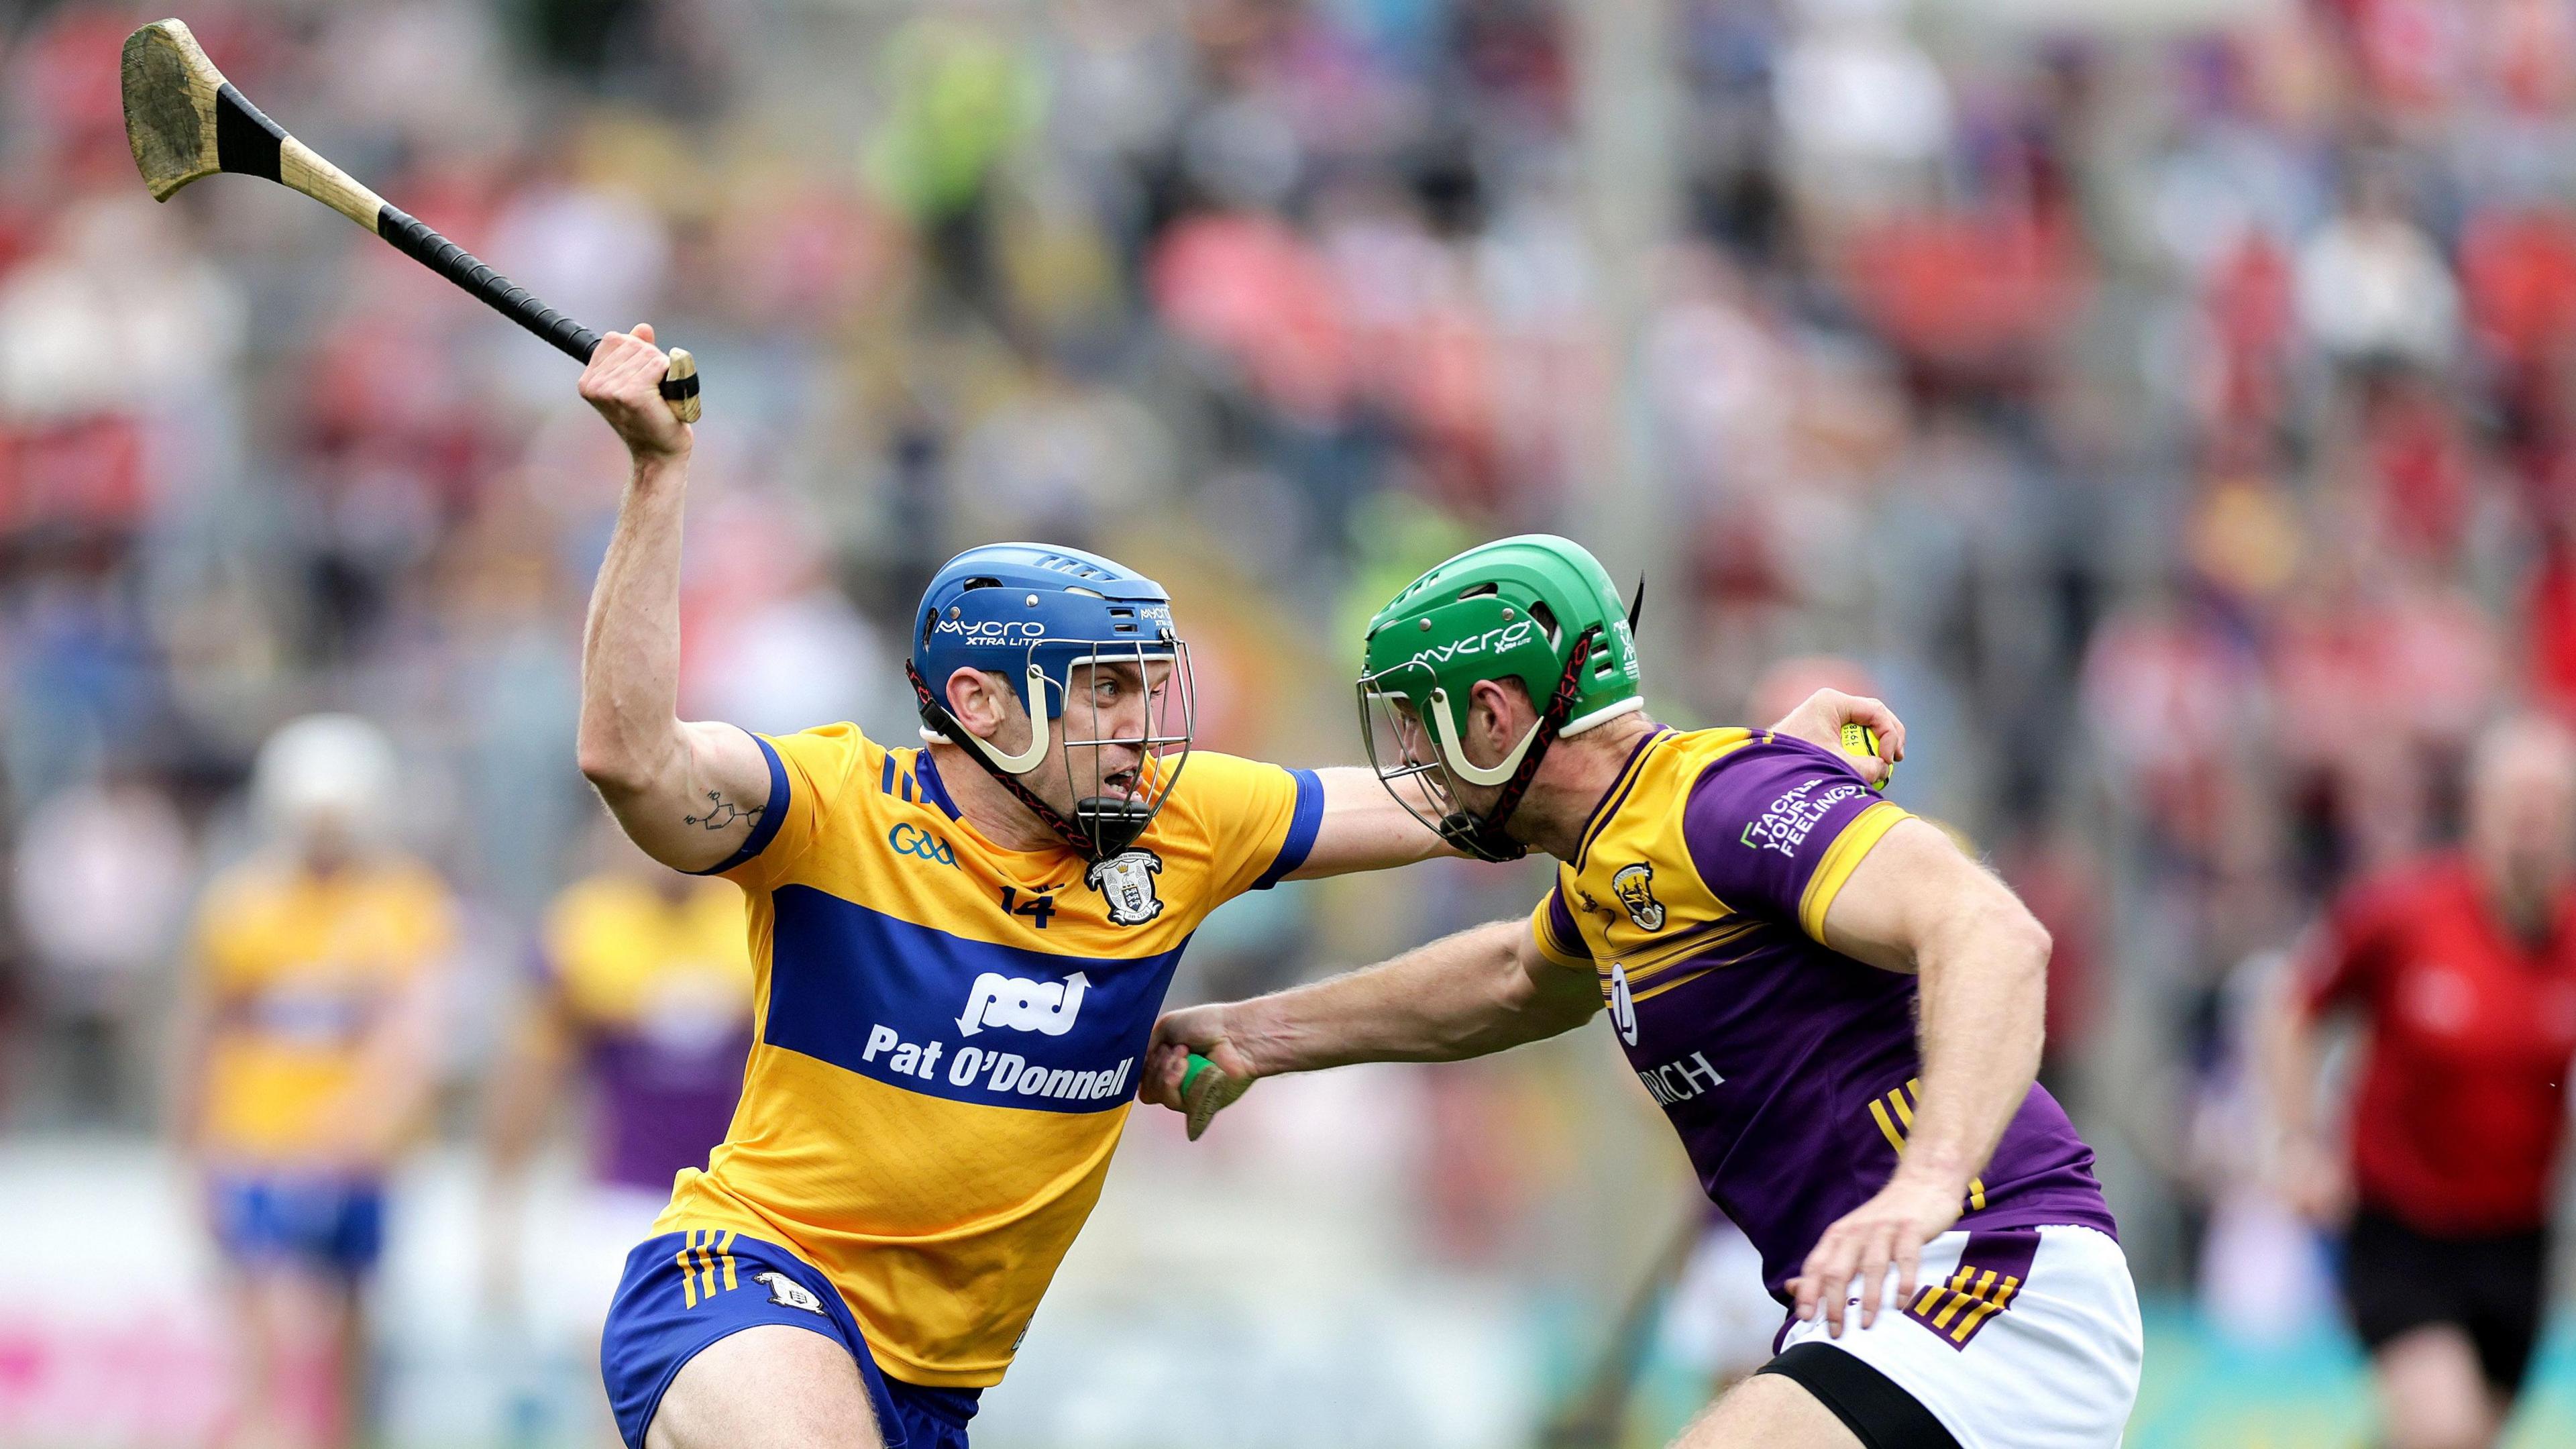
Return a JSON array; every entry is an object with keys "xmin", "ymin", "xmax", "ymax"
[
  {"xmin": 1085, "ymin": 848, "xmax": 1165, "ymax": 926},
  {"xmin": 1611, "ymin": 862, "xmax": 1666, "ymax": 932}
]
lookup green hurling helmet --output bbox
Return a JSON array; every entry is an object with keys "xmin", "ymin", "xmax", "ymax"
[{"xmin": 1356, "ymin": 534, "xmax": 1644, "ymax": 861}]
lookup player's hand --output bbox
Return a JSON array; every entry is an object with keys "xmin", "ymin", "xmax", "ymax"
[
  {"xmin": 1790, "ymin": 1172, "xmax": 1963, "ymax": 1338},
  {"xmin": 1769, "ymin": 689, "xmax": 1904, "ymax": 786},
  {"xmin": 1139, "ymin": 1003, "xmax": 1256, "ymax": 1112},
  {"xmin": 579, "ymin": 323, "xmax": 692, "ymax": 463}
]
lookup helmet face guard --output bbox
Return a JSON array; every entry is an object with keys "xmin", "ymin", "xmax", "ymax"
[
  {"xmin": 1052, "ymin": 636, "xmax": 1195, "ymax": 858},
  {"xmin": 1356, "ymin": 623, "xmax": 1600, "ymax": 863},
  {"xmin": 912, "ymin": 632, "xmax": 1194, "ymax": 860}
]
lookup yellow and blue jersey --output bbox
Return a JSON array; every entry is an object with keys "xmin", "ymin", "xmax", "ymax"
[
  {"xmin": 657, "ymin": 722, "xmax": 1322, "ymax": 1387},
  {"xmin": 190, "ymin": 856, "xmax": 456, "ymax": 1167}
]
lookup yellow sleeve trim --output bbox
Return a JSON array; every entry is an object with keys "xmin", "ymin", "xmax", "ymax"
[
  {"xmin": 1530, "ymin": 894, "xmax": 1593, "ymax": 969},
  {"xmin": 1798, "ymin": 800, "xmax": 1913, "ymax": 943}
]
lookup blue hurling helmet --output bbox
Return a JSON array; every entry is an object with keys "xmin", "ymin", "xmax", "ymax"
[{"xmin": 907, "ymin": 543, "xmax": 1195, "ymax": 859}]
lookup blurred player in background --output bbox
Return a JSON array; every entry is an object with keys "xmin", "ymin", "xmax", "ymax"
[
  {"xmin": 482, "ymin": 814, "xmax": 754, "ymax": 1443},
  {"xmin": 2262, "ymin": 715, "xmax": 2576, "ymax": 1449},
  {"xmin": 571, "ymin": 324, "xmax": 1914, "ymax": 1449},
  {"xmin": 1150, "ymin": 535, "xmax": 2139, "ymax": 1449},
  {"xmin": 169, "ymin": 714, "xmax": 455, "ymax": 1449}
]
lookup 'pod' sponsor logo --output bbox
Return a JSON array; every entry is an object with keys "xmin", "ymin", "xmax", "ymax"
[{"xmin": 958, "ymin": 971, "xmax": 1088, "ymax": 1036}]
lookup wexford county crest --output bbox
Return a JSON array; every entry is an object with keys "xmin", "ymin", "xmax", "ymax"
[
  {"xmin": 1611, "ymin": 862, "xmax": 1666, "ymax": 932},
  {"xmin": 1086, "ymin": 848, "xmax": 1165, "ymax": 926}
]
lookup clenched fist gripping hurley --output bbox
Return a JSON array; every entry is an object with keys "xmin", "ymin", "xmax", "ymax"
[{"xmin": 121, "ymin": 18, "xmax": 700, "ymax": 423}]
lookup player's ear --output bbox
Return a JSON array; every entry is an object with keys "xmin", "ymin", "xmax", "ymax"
[
  {"xmin": 1466, "ymin": 679, "xmax": 1524, "ymax": 762},
  {"xmin": 937, "ymin": 665, "xmax": 994, "ymax": 732},
  {"xmin": 946, "ymin": 668, "xmax": 1022, "ymax": 743}
]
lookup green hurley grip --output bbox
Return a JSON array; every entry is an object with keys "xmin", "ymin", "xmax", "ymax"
[{"xmin": 1179, "ymin": 1051, "xmax": 1248, "ymax": 1141}]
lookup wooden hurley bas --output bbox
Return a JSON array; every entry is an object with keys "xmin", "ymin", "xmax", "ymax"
[{"xmin": 121, "ymin": 17, "xmax": 700, "ymax": 422}]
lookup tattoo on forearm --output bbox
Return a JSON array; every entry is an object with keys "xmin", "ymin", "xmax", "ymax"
[{"xmin": 684, "ymin": 790, "xmax": 764, "ymax": 831}]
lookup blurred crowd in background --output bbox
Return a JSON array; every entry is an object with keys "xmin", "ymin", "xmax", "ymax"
[{"xmin": 10, "ymin": 0, "xmax": 2576, "ymax": 1443}]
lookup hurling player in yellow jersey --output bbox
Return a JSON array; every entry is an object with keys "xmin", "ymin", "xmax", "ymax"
[
  {"xmin": 569, "ymin": 326, "xmax": 1439, "ymax": 1449},
  {"xmin": 573, "ymin": 328, "xmax": 1900, "ymax": 1449},
  {"xmin": 171, "ymin": 715, "xmax": 456, "ymax": 1449}
]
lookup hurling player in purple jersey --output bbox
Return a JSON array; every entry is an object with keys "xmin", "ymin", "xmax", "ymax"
[{"xmin": 1145, "ymin": 536, "xmax": 2140, "ymax": 1449}]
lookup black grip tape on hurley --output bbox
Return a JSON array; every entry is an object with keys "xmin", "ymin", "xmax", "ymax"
[
  {"xmin": 374, "ymin": 205, "xmax": 601, "ymax": 364},
  {"xmin": 213, "ymin": 85, "xmax": 284, "ymax": 181}
]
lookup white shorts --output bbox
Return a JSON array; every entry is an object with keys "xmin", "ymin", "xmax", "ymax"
[{"xmin": 1773, "ymin": 1224, "xmax": 2141, "ymax": 1449}]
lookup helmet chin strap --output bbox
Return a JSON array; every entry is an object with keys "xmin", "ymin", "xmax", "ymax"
[
  {"xmin": 907, "ymin": 659, "xmax": 1118, "ymax": 859},
  {"xmin": 1434, "ymin": 625, "xmax": 1601, "ymax": 863}
]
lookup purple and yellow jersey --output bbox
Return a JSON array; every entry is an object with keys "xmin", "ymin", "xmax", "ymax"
[
  {"xmin": 1530, "ymin": 727, "xmax": 2112, "ymax": 1301},
  {"xmin": 544, "ymin": 875, "xmax": 755, "ymax": 1193},
  {"xmin": 191, "ymin": 857, "xmax": 456, "ymax": 1167},
  {"xmin": 658, "ymin": 723, "xmax": 1322, "ymax": 1388}
]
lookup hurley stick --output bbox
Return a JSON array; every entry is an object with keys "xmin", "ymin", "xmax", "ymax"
[{"xmin": 120, "ymin": 18, "xmax": 700, "ymax": 422}]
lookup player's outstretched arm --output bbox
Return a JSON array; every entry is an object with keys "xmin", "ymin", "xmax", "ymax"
[
  {"xmin": 574, "ymin": 325, "xmax": 773, "ymax": 873},
  {"xmin": 1285, "ymin": 767, "xmax": 1458, "ymax": 877},
  {"xmin": 1140, "ymin": 919, "xmax": 1599, "ymax": 1108},
  {"xmin": 1790, "ymin": 820, "xmax": 2050, "ymax": 1337}
]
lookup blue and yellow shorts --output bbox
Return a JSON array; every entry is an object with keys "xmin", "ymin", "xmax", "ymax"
[
  {"xmin": 210, "ymin": 1175, "xmax": 385, "ymax": 1275},
  {"xmin": 600, "ymin": 1230, "xmax": 979, "ymax": 1449}
]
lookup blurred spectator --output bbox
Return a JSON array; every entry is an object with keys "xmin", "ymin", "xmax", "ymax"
[
  {"xmin": 170, "ymin": 715, "xmax": 458, "ymax": 1449},
  {"xmin": 9, "ymin": 773, "xmax": 194, "ymax": 1124},
  {"xmin": 2296, "ymin": 165, "xmax": 2460, "ymax": 374},
  {"xmin": 1772, "ymin": 0, "xmax": 1951, "ymax": 225}
]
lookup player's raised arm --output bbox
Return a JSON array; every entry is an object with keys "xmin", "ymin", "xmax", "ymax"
[
  {"xmin": 574, "ymin": 325, "xmax": 773, "ymax": 873},
  {"xmin": 1140, "ymin": 918, "xmax": 1599, "ymax": 1108},
  {"xmin": 1789, "ymin": 819, "xmax": 2051, "ymax": 1334}
]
